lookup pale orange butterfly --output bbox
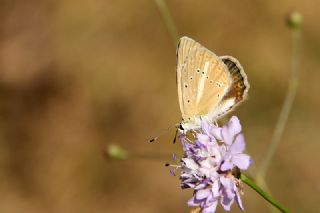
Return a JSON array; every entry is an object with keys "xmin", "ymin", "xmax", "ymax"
[{"xmin": 176, "ymin": 37, "xmax": 250, "ymax": 132}]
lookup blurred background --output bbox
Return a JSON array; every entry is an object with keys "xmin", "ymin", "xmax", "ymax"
[{"xmin": 0, "ymin": 0, "xmax": 319, "ymax": 212}]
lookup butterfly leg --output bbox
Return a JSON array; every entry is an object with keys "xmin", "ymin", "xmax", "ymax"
[{"xmin": 173, "ymin": 124, "xmax": 182, "ymax": 144}]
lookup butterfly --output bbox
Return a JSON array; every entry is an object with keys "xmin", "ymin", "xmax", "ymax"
[{"xmin": 176, "ymin": 36, "xmax": 250, "ymax": 132}]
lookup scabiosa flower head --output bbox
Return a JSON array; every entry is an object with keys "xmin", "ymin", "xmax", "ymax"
[{"xmin": 167, "ymin": 116, "xmax": 251, "ymax": 213}]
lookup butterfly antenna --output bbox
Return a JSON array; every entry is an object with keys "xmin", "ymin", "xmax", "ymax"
[{"xmin": 149, "ymin": 123, "xmax": 179, "ymax": 143}]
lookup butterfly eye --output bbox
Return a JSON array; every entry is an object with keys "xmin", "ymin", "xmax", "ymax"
[
  {"xmin": 184, "ymin": 84, "xmax": 188, "ymax": 88},
  {"xmin": 190, "ymin": 76, "xmax": 193, "ymax": 80},
  {"xmin": 197, "ymin": 69, "xmax": 200, "ymax": 73},
  {"xmin": 178, "ymin": 124, "xmax": 184, "ymax": 131}
]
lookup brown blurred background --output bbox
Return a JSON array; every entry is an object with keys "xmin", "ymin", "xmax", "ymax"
[{"xmin": 0, "ymin": 0, "xmax": 319, "ymax": 212}]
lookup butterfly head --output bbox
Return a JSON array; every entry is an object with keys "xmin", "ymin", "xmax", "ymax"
[{"xmin": 179, "ymin": 116, "xmax": 203, "ymax": 134}]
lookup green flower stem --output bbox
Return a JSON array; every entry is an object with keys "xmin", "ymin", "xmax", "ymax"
[
  {"xmin": 240, "ymin": 174, "xmax": 289, "ymax": 213},
  {"xmin": 154, "ymin": 0, "xmax": 179, "ymax": 45},
  {"xmin": 257, "ymin": 13, "xmax": 301, "ymax": 180},
  {"xmin": 106, "ymin": 144, "xmax": 170, "ymax": 161},
  {"xmin": 130, "ymin": 152, "xmax": 170, "ymax": 161}
]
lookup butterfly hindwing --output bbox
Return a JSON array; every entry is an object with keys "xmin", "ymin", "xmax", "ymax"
[
  {"xmin": 221, "ymin": 56, "xmax": 249, "ymax": 102},
  {"xmin": 206, "ymin": 56, "xmax": 250, "ymax": 120}
]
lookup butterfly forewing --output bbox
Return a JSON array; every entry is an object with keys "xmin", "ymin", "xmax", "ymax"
[{"xmin": 176, "ymin": 37, "xmax": 232, "ymax": 121}]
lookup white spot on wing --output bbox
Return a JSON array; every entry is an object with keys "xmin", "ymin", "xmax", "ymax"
[{"xmin": 196, "ymin": 62, "xmax": 210, "ymax": 104}]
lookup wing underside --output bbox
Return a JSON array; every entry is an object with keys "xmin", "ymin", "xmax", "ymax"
[{"xmin": 176, "ymin": 37, "xmax": 232, "ymax": 121}]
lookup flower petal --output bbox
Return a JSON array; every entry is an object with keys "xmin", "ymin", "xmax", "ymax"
[
  {"xmin": 187, "ymin": 196, "xmax": 199, "ymax": 207},
  {"xmin": 220, "ymin": 177, "xmax": 236, "ymax": 210},
  {"xmin": 234, "ymin": 184, "xmax": 244, "ymax": 211},
  {"xmin": 202, "ymin": 200, "xmax": 218, "ymax": 213},
  {"xmin": 221, "ymin": 193, "xmax": 235, "ymax": 211},
  {"xmin": 220, "ymin": 176, "xmax": 230, "ymax": 188},
  {"xmin": 201, "ymin": 120, "xmax": 211, "ymax": 135},
  {"xmin": 210, "ymin": 125, "xmax": 222, "ymax": 141},
  {"xmin": 232, "ymin": 154, "xmax": 251, "ymax": 170},
  {"xmin": 220, "ymin": 176, "xmax": 235, "ymax": 198},
  {"xmin": 194, "ymin": 179, "xmax": 210, "ymax": 190},
  {"xmin": 182, "ymin": 158, "xmax": 199, "ymax": 170},
  {"xmin": 169, "ymin": 169, "xmax": 176, "ymax": 176},
  {"xmin": 196, "ymin": 189, "xmax": 211, "ymax": 200},
  {"xmin": 211, "ymin": 180, "xmax": 220, "ymax": 198},
  {"xmin": 222, "ymin": 116, "xmax": 242, "ymax": 145},
  {"xmin": 229, "ymin": 116, "xmax": 242, "ymax": 133},
  {"xmin": 222, "ymin": 127, "xmax": 232, "ymax": 145},
  {"xmin": 230, "ymin": 134, "xmax": 245, "ymax": 154},
  {"xmin": 181, "ymin": 183, "xmax": 194, "ymax": 189},
  {"xmin": 220, "ymin": 161, "xmax": 234, "ymax": 171},
  {"xmin": 197, "ymin": 134, "xmax": 211, "ymax": 143},
  {"xmin": 201, "ymin": 120, "xmax": 221, "ymax": 141},
  {"xmin": 172, "ymin": 153, "xmax": 177, "ymax": 161}
]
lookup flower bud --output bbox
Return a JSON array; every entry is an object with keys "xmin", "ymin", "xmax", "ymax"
[
  {"xmin": 286, "ymin": 11, "xmax": 303, "ymax": 30},
  {"xmin": 107, "ymin": 144, "xmax": 128, "ymax": 160}
]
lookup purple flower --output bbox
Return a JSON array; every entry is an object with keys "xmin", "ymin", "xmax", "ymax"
[
  {"xmin": 188, "ymin": 188, "xmax": 219, "ymax": 213},
  {"xmin": 168, "ymin": 116, "xmax": 251, "ymax": 213},
  {"xmin": 220, "ymin": 176, "xmax": 244, "ymax": 211},
  {"xmin": 220, "ymin": 116, "xmax": 251, "ymax": 171},
  {"xmin": 201, "ymin": 120, "xmax": 222, "ymax": 141}
]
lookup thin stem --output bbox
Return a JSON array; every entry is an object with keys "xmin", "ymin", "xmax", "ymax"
[
  {"xmin": 241, "ymin": 174, "xmax": 290, "ymax": 213},
  {"xmin": 130, "ymin": 152, "xmax": 171, "ymax": 161},
  {"xmin": 154, "ymin": 0, "xmax": 179, "ymax": 45},
  {"xmin": 106, "ymin": 144, "xmax": 170, "ymax": 161},
  {"xmin": 258, "ymin": 27, "xmax": 301, "ymax": 180}
]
